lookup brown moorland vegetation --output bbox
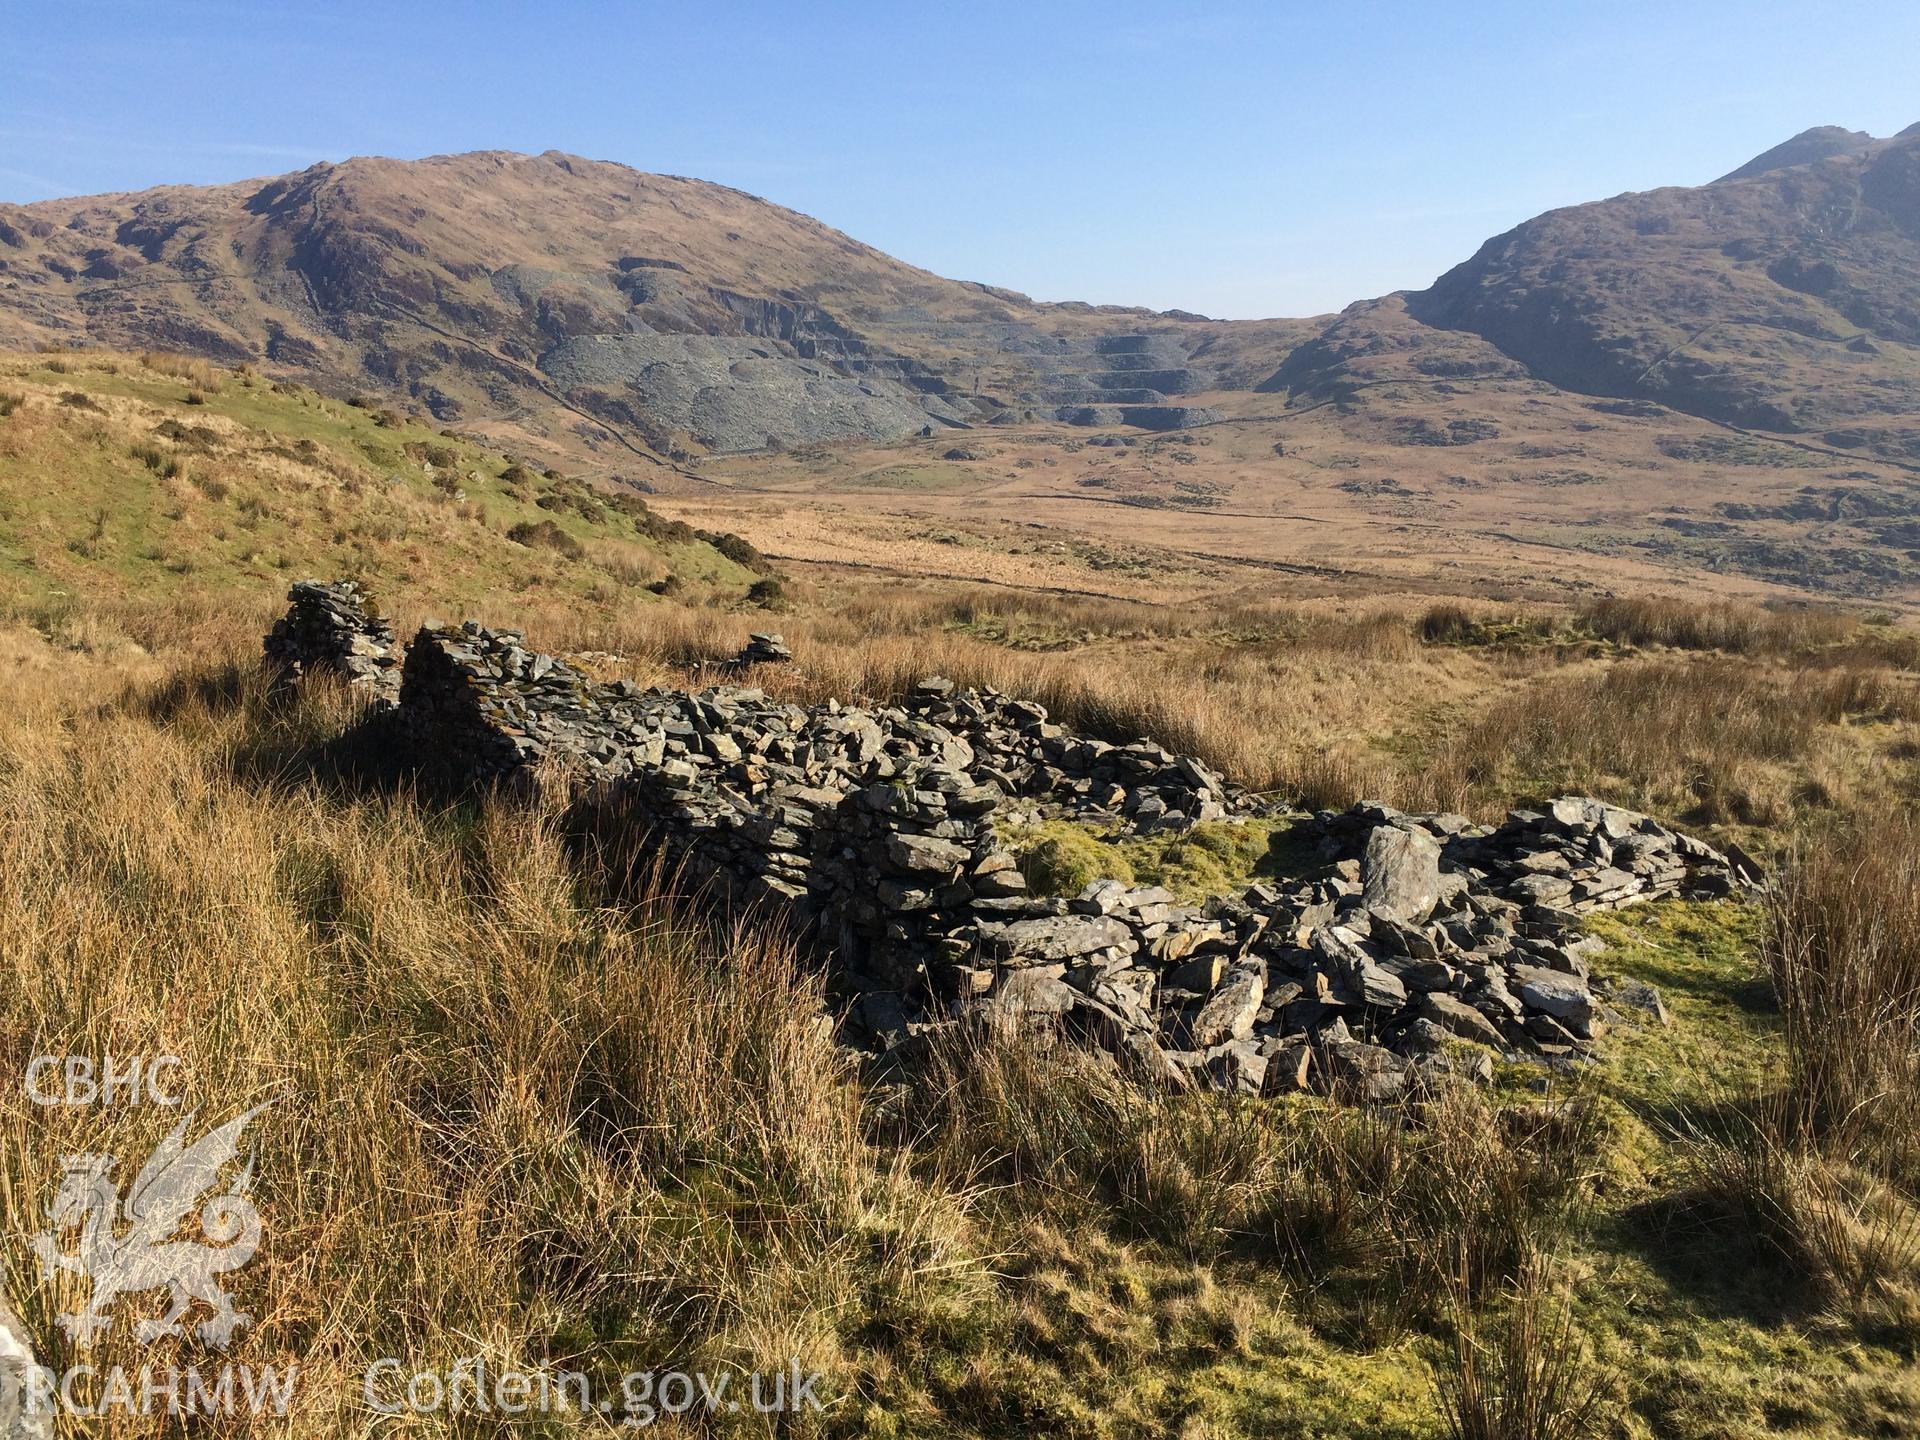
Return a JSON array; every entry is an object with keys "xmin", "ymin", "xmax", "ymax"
[{"xmin": 0, "ymin": 572, "xmax": 1916, "ymax": 1437}]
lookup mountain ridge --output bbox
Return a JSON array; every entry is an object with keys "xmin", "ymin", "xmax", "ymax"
[
  {"xmin": 0, "ymin": 148, "xmax": 1287, "ymax": 466},
  {"xmin": 1, "ymin": 128, "xmax": 1916, "ymax": 470},
  {"xmin": 1716, "ymin": 125, "xmax": 1883, "ymax": 182},
  {"xmin": 1399, "ymin": 123, "xmax": 1920, "ymax": 459}
]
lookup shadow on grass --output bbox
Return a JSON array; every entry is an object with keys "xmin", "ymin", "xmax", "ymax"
[
  {"xmin": 1609, "ymin": 1077, "xmax": 1838, "ymax": 1330},
  {"xmin": 1619, "ymin": 945, "xmax": 1777, "ymax": 1021},
  {"xmin": 131, "ymin": 659, "xmax": 501, "ymax": 810},
  {"xmin": 232, "ymin": 703, "xmax": 446, "ymax": 799},
  {"xmin": 135, "ymin": 658, "xmax": 259, "ymax": 724},
  {"xmin": 1612, "ymin": 1189, "xmax": 1821, "ymax": 1329},
  {"xmin": 1256, "ymin": 816, "xmax": 1335, "ymax": 883}
]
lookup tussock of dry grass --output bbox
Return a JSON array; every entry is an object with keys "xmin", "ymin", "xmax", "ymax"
[
  {"xmin": 909, "ymin": 1023, "xmax": 1604, "ymax": 1330},
  {"xmin": 135, "ymin": 351, "xmax": 228, "ymax": 395},
  {"xmin": 1670, "ymin": 809, "xmax": 1920, "ymax": 1331},
  {"xmin": 1576, "ymin": 593, "xmax": 1920, "ymax": 666},
  {"xmin": 1433, "ymin": 1248, "xmax": 1611, "ymax": 1440},
  {"xmin": 1766, "ymin": 807, "xmax": 1920, "ymax": 1132}
]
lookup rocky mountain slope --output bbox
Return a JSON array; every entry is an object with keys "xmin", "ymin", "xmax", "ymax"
[
  {"xmin": 0, "ymin": 128, "xmax": 1915, "ymax": 474},
  {"xmin": 0, "ymin": 151, "xmax": 1262, "ymax": 469},
  {"xmin": 1396, "ymin": 124, "xmax": 1920, "ymax": 461}
]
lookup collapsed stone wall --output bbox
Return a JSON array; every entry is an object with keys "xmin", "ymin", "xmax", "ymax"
[
  {"xmin": 262, "ymin": 580, "xmax": 402, "ymax": 705},
  {"xmin": 270, "ymin": 581, "xmax": 1764, "ymax": 1099}
]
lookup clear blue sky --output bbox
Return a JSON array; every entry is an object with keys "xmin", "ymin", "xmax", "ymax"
[{"xmin": 4, "ymin": 1, "xmax": 1916, "ymax": 319}]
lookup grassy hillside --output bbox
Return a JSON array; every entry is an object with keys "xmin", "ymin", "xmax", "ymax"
[
  {"xmin": 3, "ymin": 355, "xmax": 1919, "ymax": 1434},
  {"xmin": 0, "ymin": 349, "xmax": 763, "ymax": 634}
]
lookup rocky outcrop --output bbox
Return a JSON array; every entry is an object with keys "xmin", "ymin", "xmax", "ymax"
[
  {"xmin": 271, "ymin": 585, "xmax": 1764, "ymax": 1100},
  {"xmin": 539, "ymin": 331, "xmax": 964, "ymax": 453},
  {"xmin": 1040, "ymin": 404, "xmax": 1222, "ymax": 431}
]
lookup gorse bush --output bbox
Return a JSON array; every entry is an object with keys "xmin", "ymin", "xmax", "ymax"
[
  {"xmin": 1419, "ymin": 602, "xmax": 1481, "ymax": 645},
  {"xmin": 699, "ymin": 527, "xmax": 775, "ymax": 574},
  {"xmin": 505, "ymin": 517, "xmax": 586, "ymax": 560}
]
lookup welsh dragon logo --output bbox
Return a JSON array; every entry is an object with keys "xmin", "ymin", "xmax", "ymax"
[{"xmin": 31, "ymin": 1102, "xmax": 271, "ymax": 1349}]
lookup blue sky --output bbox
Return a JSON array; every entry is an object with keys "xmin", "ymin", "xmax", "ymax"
[{"xmin": 4, "ymin": 1, "xmax": 1916, "ymax": 318}]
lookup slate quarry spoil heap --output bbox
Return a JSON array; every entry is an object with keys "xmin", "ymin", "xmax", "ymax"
[{"xmin": 272, "ymin": 582, "xmax": 1763, "ymax": 1099}]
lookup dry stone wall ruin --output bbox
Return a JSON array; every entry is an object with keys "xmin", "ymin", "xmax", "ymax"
[
  {"xmin": 263, "ymin": 580, "xmax": 403, "ymax": 705},
  {"xmin": 0, "ymin": 1295, "xmax": 49, "ymax": 1440},
  {"xmin": 267, "ymin": 581, "xmax": 1764, "ymax": 1098}
]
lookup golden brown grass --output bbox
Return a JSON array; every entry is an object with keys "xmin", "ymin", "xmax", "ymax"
[
  {"xmin": 135, "ymin": 351, "xmax": 227, "ymax": 395},
  {"xmin": 2, "ymin": 575, "xmax": 1918, "ymax": 1437},
  {"xmin": 1418, "ymin": 658, "xmax": 1920, "ymax": 825},
  {"xmin": 1575, "ymin": 593, "xmax": 1920, "ymax": 667},
  {"xmin": 0, "ymin": 644, "xmax": 974, "ymax": 1434},
  {"xmin": 1766, "ymin": 806, "xmax": 1920, "ymax": 1134}
]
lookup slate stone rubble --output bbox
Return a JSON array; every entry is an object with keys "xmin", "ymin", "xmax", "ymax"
[
  {"xmin": 271, "ymin": 585, "xmax": 1765, "ymax": 1100},
  {"xmin": 733, "ymin": 632, "xmax": 793, "ymax": 667},
  {"xmin": 262, "ymin": 580, "xmax": 402, "ymax": 705},
  {"xmin": 897, "ymin": 677, "xmax": 1251, "ymax": 832},
  {"xmin": 0, "ymin": 1295, "xmax": 50, "ymax": 1440},
  {"xmin": 1141, "ymin": 797, "xmax": 1767, "ymax": 1096}
]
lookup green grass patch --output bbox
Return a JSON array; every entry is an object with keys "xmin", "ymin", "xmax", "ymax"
[
  {"xmin": 845, "ymin": 463, "xmax": 981, "ymax": 492},
  {"xmin": 1004, "ymin": 816, "xmax": 1297, "ymax": 902},
  {"xmin": 0, "ymin": 360, "xmax": 758, "ymax": 619}
]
